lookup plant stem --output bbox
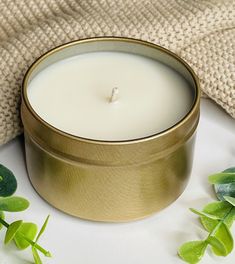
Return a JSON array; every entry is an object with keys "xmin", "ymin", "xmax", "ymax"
[
  {"xmin": 20, "ymin": 233, "xmax": 51, "ymax": 257},
  {"xmin": 207, "ymin": 206, "xmax": 234, "ymax": 239},
  {"xmin": 0, "ymin": 217, "xmax": 9, "ymax": 228},
  {"xmin": 0, "ymin": 217, "xmax": 51, "ymax": 257}
]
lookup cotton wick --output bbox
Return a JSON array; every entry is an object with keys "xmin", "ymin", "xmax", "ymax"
[{"xmin": 109, "ymin": 87, "xmax": 119, "ymax": 103}]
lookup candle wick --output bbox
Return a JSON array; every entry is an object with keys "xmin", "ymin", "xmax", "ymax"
[{"xmin": 109, "ymin": 87, "xmax": 119, "ymax": 103}]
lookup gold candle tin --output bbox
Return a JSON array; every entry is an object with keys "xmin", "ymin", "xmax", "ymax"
[{"xmin": 21, "ymin": 37, "xmax": 200, "ymax": 222}]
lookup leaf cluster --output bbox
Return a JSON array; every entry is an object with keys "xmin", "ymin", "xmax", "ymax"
[
  {"xmin": 0, "ymin": 164, "xmax": 51, "ymax": 264},
  {"xmin": 178, "ymin": 167, "xmax": 235, "ymax": 263}
]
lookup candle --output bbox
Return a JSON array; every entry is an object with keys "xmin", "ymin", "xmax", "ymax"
[
  {"xmin": 22, "ymin": 38, "xmax": 200, "ymax": 221},
  {"xmin": 27, "ymin": 51, "xmax": 193, "ymax": 141}
]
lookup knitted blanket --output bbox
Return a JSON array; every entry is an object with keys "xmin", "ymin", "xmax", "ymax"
[{"xmin": 0, "ymin": 0, "xmax": 234, "ymax": 145}]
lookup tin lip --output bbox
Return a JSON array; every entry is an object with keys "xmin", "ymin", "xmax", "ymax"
[{"xmin": 22, "ymin": 36, "xmax": 200, "ymax": 146}]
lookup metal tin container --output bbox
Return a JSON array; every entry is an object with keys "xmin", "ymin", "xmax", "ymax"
[{"xmin": 21, "ymin": 37, "xmax": 200, "ymax": 222}]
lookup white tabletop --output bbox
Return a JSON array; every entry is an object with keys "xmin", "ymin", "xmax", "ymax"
[{"xmin": 0, "ymin": 98, "xmax": 235, "ymax": 264}]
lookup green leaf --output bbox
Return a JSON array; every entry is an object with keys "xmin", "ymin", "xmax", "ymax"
[
  {"xmin": 210, "ymin": 167, "xmax": 235, "ymax": 201},
  {"xmin": 0, "ymin": 164, "xmax": 17, "ymax": 197},
  {"xmin": 214, "ymin": 182, "xmax": 235, "ymax": 201},
  {"xmin": 213, "ymin": 223, "xmax": 233, "ymax": 255},
  {"xmin": 32, "ymin": 247, "xmax": 42, "ymax": 264},
  {"xmin": 178, "ymin": 240, "xmax": 207, "ymax": 264},
  {"xmin": 190, "ymin": 208, "xmax": 221, "ymax": 220},
  {"xmin": 0, "ymin": 196, "xmax": 30, "ymax": 212},
  {"xmin": 207, "ymin": 236, "xmax": 227, "ymax": 256},
  {"xmin": 0, "ymin": 211, "xmax": 5, "ymax": 230},
  {"xmin": 14, "ymin": 223, "xmax": 38, "ymax": 249},
  {"xmin": 209, "ymin": 167, "xmax": 235, "ymax": 184},
  {"xmin": 224, "ymin": 196, "xmax": 235, "ymax": 206},
  {"xmin": 209, "ymin": 173, "xmax": 235, "ymax": 184},
  {"xmin": 4, "ymin": 220, "xmax": 23, "ymax": 244},
  {"xmin": 223, "ymin": 167, "xmax": 235, "ymax": 173},
  {"xmin": 200, "ymin": 201, "xmax": 234, "ymax": 232},
  {"xmin": 36, "ymin": 215, "xmax": 50, "ymax": 243}
]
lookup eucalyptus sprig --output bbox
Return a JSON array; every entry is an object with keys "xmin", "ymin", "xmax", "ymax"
[
  {"xmin": 0, "ymin": 164, "xmax": 51, "ymax": 264},
  {"xmin": 178, "ymin": 167, "xmax": 235, "ymax": 263}
]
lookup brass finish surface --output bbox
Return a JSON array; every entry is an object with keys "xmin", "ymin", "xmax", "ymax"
[{"xmin": 21, "ymin": 37, "xmax": 200, "ymax": 222}]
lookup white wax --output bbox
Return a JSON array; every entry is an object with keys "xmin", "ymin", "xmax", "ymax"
[{"xmin": 28, "ymin": 52, "xmax": 193, "ymax": 141}]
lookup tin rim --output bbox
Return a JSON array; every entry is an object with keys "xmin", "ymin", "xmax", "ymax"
[{"xmin": 22, "ymin": 37, "xmax": 200, "ymax": 145}]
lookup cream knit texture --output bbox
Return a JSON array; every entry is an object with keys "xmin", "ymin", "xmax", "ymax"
[{"xmin": 0, "ymin": 0, "xmax": 235, "ymax": 145}]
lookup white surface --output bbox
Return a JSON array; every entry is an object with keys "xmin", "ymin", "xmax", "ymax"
[
  {"xmin": 28, "ymin": 51, "xmax": 193, "ymax": 140},
  {"xmin": 0, "ymin": 99, "xmax": 235, "ymax": 264}
]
